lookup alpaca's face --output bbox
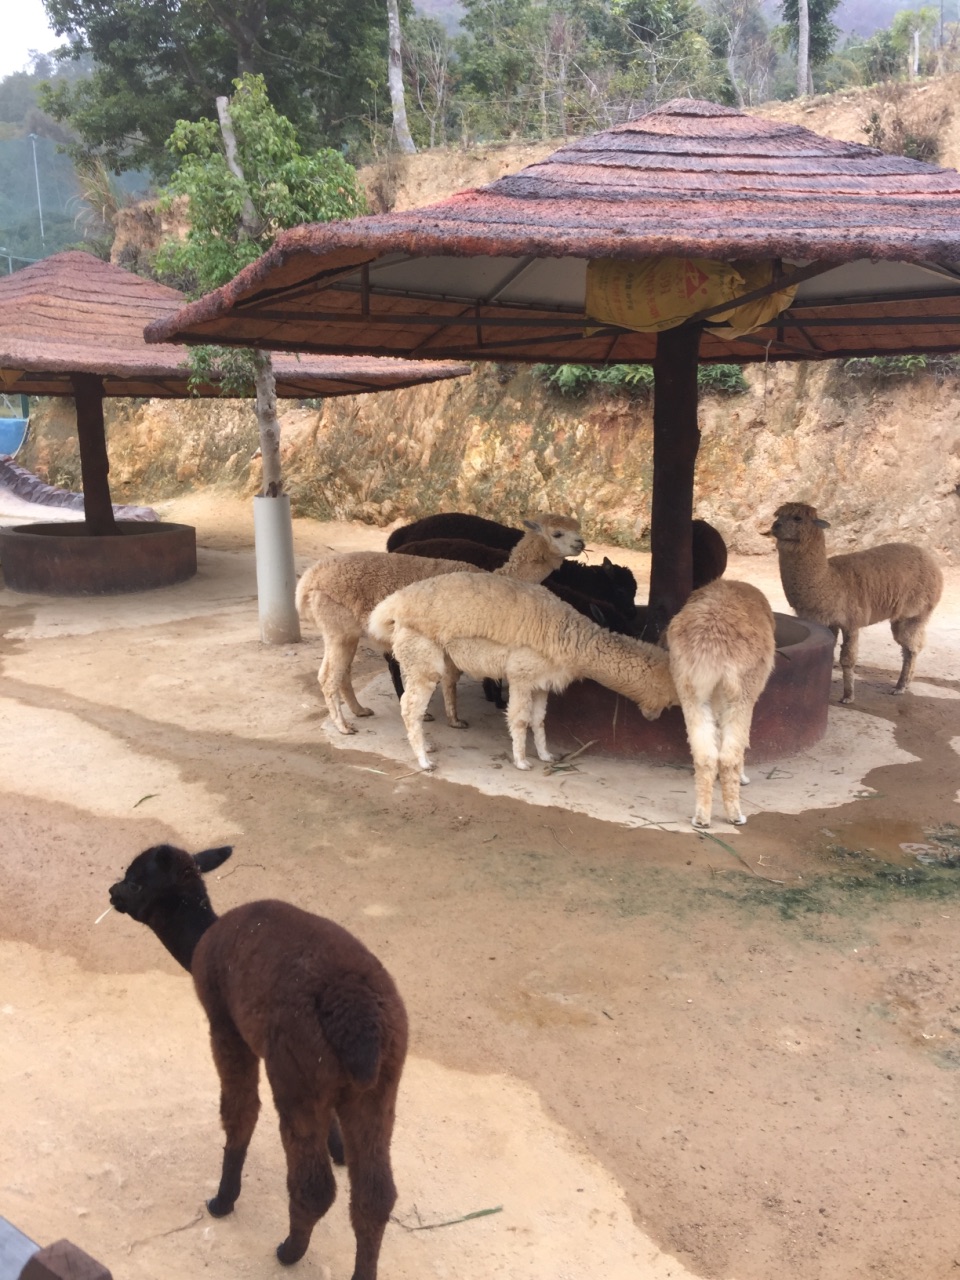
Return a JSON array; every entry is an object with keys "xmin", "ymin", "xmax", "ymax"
[
  {"xmin": 767, "ymin": 503, "xmax": 829, "ymax": 545},
  {"xmin": 109, "ymin": 843, "xmax": 232, "ymax": 921}
]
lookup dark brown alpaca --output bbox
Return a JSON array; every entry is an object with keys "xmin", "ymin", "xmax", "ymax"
[{"xmin": 109, "ymin": 843, "xmax": 408, "ymax": 1278}]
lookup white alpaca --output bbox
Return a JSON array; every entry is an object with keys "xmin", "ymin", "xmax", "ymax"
[
  {"xmin": 664, "ymin": 578, "xmax": 776, "ymax": 828},
  {"xmin": 368, "ymin": 573, "xmax": 676, "ymax": 770}
]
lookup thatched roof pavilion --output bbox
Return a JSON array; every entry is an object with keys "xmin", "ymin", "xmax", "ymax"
[
  {"xmin": 145, "ymin": 99, "xmax": 960, "ymax": 631},
  {"xmin": 0, "ymin": 251, "xmax": 469, "ymax": 538}
]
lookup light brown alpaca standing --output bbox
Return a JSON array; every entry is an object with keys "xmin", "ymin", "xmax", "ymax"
[
  {"xmin": 664, "ymin": 579, "xmax": 776, "ymax": 828},
  {"xmin": 767, "ymin": 502, "xmax": 942, "ymax": 704}
]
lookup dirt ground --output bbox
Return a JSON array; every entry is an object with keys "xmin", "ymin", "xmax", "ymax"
[{"xmin": 2, "ymin": 494, "xmax": 959, "ymax": 1280}]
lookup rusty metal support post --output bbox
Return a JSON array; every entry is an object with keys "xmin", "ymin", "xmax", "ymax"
[
  {"xmin": 70, "ymin": 373, "xmax": 118, "ymax": 537},
  {"xmin": 646, "ymin": 323, "xmax": 703, "ymax": 639}
]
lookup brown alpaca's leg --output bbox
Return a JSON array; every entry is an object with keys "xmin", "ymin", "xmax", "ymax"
[
  {"xmin": 206, "ymin": 1021, "xmax": 261, "ymax": 1217},
  {"xmin": 339, "ymin": 1083, "xmax": 401, "ymax": 1280},
  {"xmin": 264, "ymin": 1049, "xmax": 339, "ymax": 1265},
  {"xmin": 890, "ymin": 615, "xmax": 928, "ymax": 694},
  {"xmin": 838, "ymin": 627, "xmax": 859, "ymax": 704},
  {"xmin": 328, "ymin": 1113, "xmax": 346, "ymax": 1166}
]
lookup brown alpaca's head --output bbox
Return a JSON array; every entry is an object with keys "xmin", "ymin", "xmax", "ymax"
[{"xmin": 765, "ymin": 502, "xmax": 830, "ymax": 546}]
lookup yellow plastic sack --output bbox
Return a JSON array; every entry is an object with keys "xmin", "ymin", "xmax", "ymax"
[{"xmin": 585, "ymin": 258, "xmax": 796, "ymax": 337}]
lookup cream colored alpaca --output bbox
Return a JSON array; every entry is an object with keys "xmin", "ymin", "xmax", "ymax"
[
  {"xmin": 296, "ymin": 517, "xmax": 584, "ymax": 734},
  {"xmin": 368, "ymin": 573, "xmax": 676, "ymax": 771},
  {"xmin": 767, "ymin": 502, "xmax": 942, "ymax": 704},
  {"xmin": 664, "ymin": 579, "xmax": 776, "ymax": 829}
]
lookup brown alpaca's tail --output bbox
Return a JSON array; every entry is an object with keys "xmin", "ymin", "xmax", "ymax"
[{"xmin": 315, "ymin": 976, "xmax": 385, "ymax": 1086}]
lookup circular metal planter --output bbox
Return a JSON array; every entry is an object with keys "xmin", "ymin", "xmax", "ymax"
[
  {"xmin": 0, "ymin": 521, "xmax": 197, "ymax": 595},
  {"xmin": 545, "ymin": 613, "xmax": 835, "ymax": 764}
]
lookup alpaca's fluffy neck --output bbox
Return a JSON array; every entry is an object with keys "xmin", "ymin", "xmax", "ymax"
[
  {"xmin": 147, "ymin": 896, "xmax": 218, "ymax": 971},
  {"xmin": 776, "ymin": 529, "xmax": 832, "ymax": 602},
  {"xmin": 578, "ymin": 629, "xmax": 674, "ymax": 706}
]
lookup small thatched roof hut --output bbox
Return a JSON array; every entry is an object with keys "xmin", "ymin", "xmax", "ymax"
[{"xmin": 0, "ymin": 251, "xmax": 469, "ymax": 536}]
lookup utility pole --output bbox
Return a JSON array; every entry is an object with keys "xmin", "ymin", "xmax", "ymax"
[{"xmin": 28, "ymin": 134, "xmax": 45, "ymax": 249}]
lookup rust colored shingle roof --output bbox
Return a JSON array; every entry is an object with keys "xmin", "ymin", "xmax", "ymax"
[
  {"xmin": 0, "ymin": 251, "xmax": 469, "ymax": 397},
  {"xmin": 144, "ymin": 99, "xmax": 960, "ymax": 365}
]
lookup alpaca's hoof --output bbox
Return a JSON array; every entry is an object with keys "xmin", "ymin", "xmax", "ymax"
[
  {"xmin": 276, "ymin": 1237, "xmax": 308, "ymax": 1266},
  {"xmin": 206, "ymin": 1195, "xmax": 235, "ymax": 1218},
  {"xmin": 891, "ymin": 685, "xmax": 906, "ymax": 696},
  {"xmin": 515, "ymin": 759, "xmax": 533, "ymax": 770},
  {"xmin": 336, "ymin": 722, "xmax": 358, "ymax": 735},
  {"xmin": 740, "ymin": 771, "xmax": 750, "ymax": 786},
  {"xmin": 839, "ymin": 695, "xmax": 854, "ymax": 705},
  {"xmin": 729, "ymin": 813, "xmax": 747, "ymax": 826},
  {"xmin": 450, "ymin": 718, "xmax": 469, "ymax": 729},
  {"xmin": 355, "ymin": 706, "xmax": 374, "ymax": 718},
  {"xmin": 419, "ymin": 759, "xmax": 436, "ymax": 773},
  {"xmin": 692, "ymin": 815, "xmax": 711, "ymax": 829},
  {"xmin": 423, "ymin": 711, "xmax": 435, "ymax": 722}
]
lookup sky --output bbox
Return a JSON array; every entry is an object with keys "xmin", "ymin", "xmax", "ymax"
[{"xmin": 1, "ymin": 0, "xmax": 58, "ymax": 80}]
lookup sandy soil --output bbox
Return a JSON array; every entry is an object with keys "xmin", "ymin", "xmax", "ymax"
[{"xmin": 2, "ymin": 494, "xmax": 959, "ymax": 1280}]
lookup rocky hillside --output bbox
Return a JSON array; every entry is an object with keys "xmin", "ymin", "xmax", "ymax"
[{"xmin": 21, "ymin": 79, "xmax": 960, "ymax": 560}]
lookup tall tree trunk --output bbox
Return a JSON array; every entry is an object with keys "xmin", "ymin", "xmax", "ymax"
[
  {"xmin": 387, "ymin": 0, "xmax": 417, "ymax": 155},
  {"xmin": 796, "ymin": 0, "xmax": 810, "ymax": 98},
  {"xmin": 216, "ymin": 94, "xmax": 300, "ymax": 643}
]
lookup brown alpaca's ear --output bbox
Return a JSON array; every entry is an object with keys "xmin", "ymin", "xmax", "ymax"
[{"xmin": 194, "ymin": 846, "xmax": 234, "ymax": 875}]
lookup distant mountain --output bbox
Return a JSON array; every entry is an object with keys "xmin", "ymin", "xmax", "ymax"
[{"xmin": 413, "ymin": 0, "xmax": 464, "ymax": 34}]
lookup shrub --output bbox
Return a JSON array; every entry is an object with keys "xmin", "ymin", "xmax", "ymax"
[
  {"xmin": 534, "ymin": 362, "xmax": 747, "ymax": 398},
  {"xmin": 843, "ymin": 354, "xmax": 960, "ymax": 384}
]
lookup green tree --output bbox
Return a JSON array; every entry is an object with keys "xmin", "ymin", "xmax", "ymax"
[
  {"xmin": 891, "ymin": 6, "xmax": 938, "ymax": 77},
  {"xmin": 39, "ymin": 0, "xmax": 386, "ymax": 175},
  {"xmin": 156, "ymin": 74, "xmax": 367, "ymax": 640}
]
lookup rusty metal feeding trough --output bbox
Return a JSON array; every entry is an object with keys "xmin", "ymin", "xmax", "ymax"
[
  {"xmin": 145, "ymin": 99, "xmax": 960, "ymax": 759},
  {"xmin": 0, "ymin": 252, "xmax": 469, "ymax": 596}
]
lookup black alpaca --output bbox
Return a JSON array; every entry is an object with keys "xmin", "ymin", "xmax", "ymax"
[{"xmin": 109, "ymin": 843, "xmax": 408, "ymax": 1279}]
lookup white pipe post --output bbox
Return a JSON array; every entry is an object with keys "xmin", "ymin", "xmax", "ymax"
[{"xmin": 253, "ymin": 494, "xmax": 301, "ymax": 644}]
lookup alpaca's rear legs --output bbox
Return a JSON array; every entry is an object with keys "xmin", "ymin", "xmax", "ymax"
[
  {"xmin": 275, "ymin": 1115, "xmax": 338, "ymax": 1266},
  {"xmin": 717, "ymin": 698, "xmax": 754, "ymax": 826},
  {"xmin": 395, "ymin": 635, "xmax": 445, "ymax": 769},
  {"xmin": 328, "ymin": 1113, "xmax": 346, "ymax": 1166},
  {"xmin": 207, "ymin": 1023, "xmax": 261, "ymax": 1217},
  {"xmin": 683, "ymin": 701, "xmax": 719, "ymax": 828},
  {"xmin": 339, "ymin": 1088, "xmax": 400, "ymax": 1280},
  {"xmin": 266, "ymin": 1051, "xmax": 339, "ymax": 1267},
  {"xmin": 890, "ymin": 615, "xmax": 928, "ymax": 694},
  {"xmin": 318, "ymin": 633, "xmax": 366, "ymax": 733}
]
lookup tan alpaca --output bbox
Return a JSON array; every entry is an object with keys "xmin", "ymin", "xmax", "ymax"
[
  {"xmin": 664, "ymin": 579, "xmax": 776, "ymax": 828},
  {"xmin": 766, "ymin": 502, "xmax": 942, "ymax": 704},
  {"xmin": 296, "ymin": 516, "xmax": 584, "ymax": 734}
]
